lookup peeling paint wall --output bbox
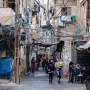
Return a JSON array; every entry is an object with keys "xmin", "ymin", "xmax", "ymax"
[{"xmin": 62, "ymin": 40, "xmax": 72, "ymax": 74}]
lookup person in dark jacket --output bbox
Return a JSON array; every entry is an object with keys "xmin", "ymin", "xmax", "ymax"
[
  {"xmin": 68, "ymin": 62, "xmax": 74, "ymax": 83},
  {"xmin": 48, "ymin": 59, "xmax": 55, "ymax": 83},
  {"xmin": 73, "ymin": 63, "xmax": 77, "ymax": 83},
  {"xmin": 31, "ymin": 57, "xmax": 35, "ymax": 76},
  {"xmin": 42, "ymin": 55, "xmax": 45, "ymax": 70},
  {"xmin": 81, "ymin": 67, "xmax": 88, "ymax": 83},
  {"xmin": 45, "ymin": 58, "xmax": 49, "ymax": 74}
]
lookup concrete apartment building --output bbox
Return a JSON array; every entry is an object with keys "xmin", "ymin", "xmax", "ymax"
[
  {"xmin": 52, "ymin": 0, "xmax": 90, "ymax": 73},
  {"xmin": 0, "ymin": 0, "xmax": 40, "ymax": 75},
  {"xmin": 77, "ymin": 0, "xmax": 90, "ymax": 71},
  {"xmin": 0, "ymin": 0, "xmax": 34, "ymax": 75},
  {"xmin": 51, "ymin": 0, "xmax": 80, "ymax": 74}
]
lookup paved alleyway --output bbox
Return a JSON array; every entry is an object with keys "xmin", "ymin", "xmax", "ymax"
[{"xmin": 0, "ymin": 69, "xmax": 86, "ymax": 90}]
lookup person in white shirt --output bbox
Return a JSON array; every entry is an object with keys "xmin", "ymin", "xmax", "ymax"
[{"xmin": 55, "ymin": 57, "xmax": 61, "ymax": 84}]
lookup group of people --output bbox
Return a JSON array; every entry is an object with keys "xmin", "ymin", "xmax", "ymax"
[
  {"xmin": 31, "ymin": 56, "xmax": 88, "ymax": 84},
  {"xmin": 68, "ymin": 62, "xmax": 88, "ymax": 84},
  {"xmin": 42, "ymin": 57, "xmax": 63, "ymax": 84},
  {"xmin": 31, "ymin": 56, "xmax": 63, "ymax": 84}
]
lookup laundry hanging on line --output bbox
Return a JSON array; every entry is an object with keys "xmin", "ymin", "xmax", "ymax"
[
  {"xmin": 58, "ymin": 15, "xmax": 76, "ymax": 26},
  {"xmin": 58, "ymin": 16, "xmax": 66, "ymax": 26}
]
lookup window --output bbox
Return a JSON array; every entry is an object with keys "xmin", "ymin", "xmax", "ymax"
[
  {"xmin": 8, "ymin": 0, "xmax": 15, "ymax": 11},
  {"xmin": 61, "ymin": 7, "xmax": 71, "ymax": 16}
]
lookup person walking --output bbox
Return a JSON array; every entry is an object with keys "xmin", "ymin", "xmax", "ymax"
[
  {"xmin": 55, "ymin": 58, "xmax": 61, "ymax": 84},
  {"xmin": 42, "ymin": 55, "xmax": 45, "ymax": 70},
  {"xmin": 76, "ymin": 64, "xmax": 81, "ymax": 82},
  {"xmin": 36, "ymin": 55, "xmax": 41, "ymax": 70},
  {"xmin": 48, "ymin": 59, "xmax": 55, "ymax": 83},
  {"xmin": 73, "ymin": 63, "xmax": 77, "ymax": 83},
  {"xmin": 45, "ymin": 58, "xmax": 49, "ymax": 74},
  {"xmin": 31, "ymin": 57, "xmax": 35, "ymax": 76},
  {"xmin": 68, "ymin": 62, "xmax": 74, "ymax": 83},
  {"xmin": 81, "ymin": 67, "xmax": 88, "ymax": 83}
]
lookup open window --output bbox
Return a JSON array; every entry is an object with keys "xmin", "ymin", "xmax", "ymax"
[
  {"xmin": 61, "ymin": 7, "xmax": 71, "ymax": 16},
  {"xmin": 8, "ymin": 0, "xmax": 15, "ymax": 11}
]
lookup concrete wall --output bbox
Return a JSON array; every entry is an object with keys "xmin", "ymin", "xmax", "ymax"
[
  {"xmin": 20, "ymin": 45, "xmax": 27, "ymax": 74},
  {"xmin": 71, "ymin": 44, "xmax": 77, "ymax": 64},
  {"xmin": 20, "ymin": 0, "xmax": 26, "ymax": 15},
  {"xmin": 53, "ymin": 0, "xmax": 79, "ymax": 74},
  {"xmin": 61, "ymin": 39, "xmax": 72, "ymax": 74},
  {"xmin": 59, "ymin": 38, "xmax": 72, "ymax": 74},
  {"xmin": 55, "ymin": 0, "xmax": 77, "ymax": 6},
  {"xmin": 80, "ymin": 1, "xmax": 87, "ymax": 34},
  {"xmin": 27, "ymin": 0, "xmax": 34, "ymax": 10}
]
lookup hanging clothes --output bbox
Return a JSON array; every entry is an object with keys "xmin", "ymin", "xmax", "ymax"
[
  {"xmin": 26, "ymin": 8, "xmax": 30, "ymax": 24},
  {"xmin": 61, "ymin": 16, "xmax": 72, "ymax": 22},
  {"xmin": 58, "ymin": 16, "xmax": 66, "ymax": 26},
  {"xmin": 66, "ymin": 16, "xmax": 72, "ymax": 22},
  {"xmin": 61, "ymin": 16, "xmax": 67, "ymax": 21},
  {"xmin": 20, "ymin": 46, "xmax": 24, "ymax": 60},
  {"xmin": 71, "ymin": 15, "xmax": 76, "ymax": 21},
  {"xmin": 26, "ymin": 8, "xmax": 30, "ymax": 16}
]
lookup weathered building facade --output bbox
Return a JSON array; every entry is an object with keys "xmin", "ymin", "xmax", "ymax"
[
  {"xmin": 76, "ymin": 0, "xmax": 90, "ymax": 71},
  {"xmin": 0, "ymin": 0, "xmax": 31, "ymax": 75},
  {"xmin": 52, "ymin": 0, "xmax": 80, "ymax": 74},
  {"xmin": 52, "ymin": 0, "xmax": 90, "ymax": 74}
]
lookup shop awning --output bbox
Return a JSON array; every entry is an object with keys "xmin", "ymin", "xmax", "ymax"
[
  {"xmin": 0, "ymin": 8, "xmax": 15, "ymax": 26},
  {"xmin": 39, "ymin": 43, "xmax": 56, "ymax": 47},
  {"xmin": 32, "ymin": 42, "xmax": 57, "ymax": 47},
  {"xmin": 33, "ymin": 43, "xmax": 57, "ymax": 47},
  {"xmin": 77, "ymin": 41, "xmax": 90, "ymax": 50}
]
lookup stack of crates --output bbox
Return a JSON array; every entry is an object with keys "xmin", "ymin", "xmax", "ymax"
[{"xmin": 0, "ymin": 57, "xmax": 13, "ymax": 79}]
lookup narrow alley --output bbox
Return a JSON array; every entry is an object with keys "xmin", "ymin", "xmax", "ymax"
[
  {"xmin": 0, "ymin": 0, "xmax": 90, "ymax": 90},
  {"xmin": 0, "ymin": 68, "xmax": 86, "ymax": 90}
]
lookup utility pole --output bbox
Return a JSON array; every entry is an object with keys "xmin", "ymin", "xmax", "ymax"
[
  {"xmin": 14, "ymin": 0, "xmax": 20, "ymax": 84},
  {"xmin": 47, "ymin": 0, "xmax": 49, "ymax": 19}
]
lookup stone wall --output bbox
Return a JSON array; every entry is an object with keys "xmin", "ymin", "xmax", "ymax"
[
  {"xmin": 55, "ymin": 0, "xmax": 77, "ymax": 6},
  {"xmin": 71, "ymin": 43, "xmax": 77, "ymax": 63},
  {"xmin": 62, "ymin": 40, "xmax": 72, "ymax": 74},
  {"xmin": 57, "ymin": 22, "xmax": 77, "ymax": 34},
  {"xmin": 53, "ymin": 0, "xmax": 80, "ymax": 74}
]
